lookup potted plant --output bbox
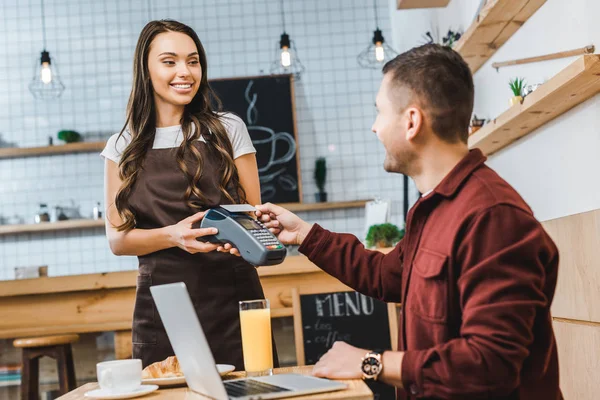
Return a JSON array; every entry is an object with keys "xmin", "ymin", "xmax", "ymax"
[
  {"xmin": 314, "ymin": 157, "xmax": 327, "ymax": 202},
  {"xmin": 469, "ymin": 114, "xmax": 486, "ymax": 136},
  {"xmin": 442, "ymin": 29, "xmax": 462, "ymax": 48},
  {"xmin": 365, "ymin": 223, "xmax": 405, "ymax": 249},
  {"xmin": 508, "ymin": 77, "xmax": 525, "ymax": 106},
  {"xmin": 57, "ymin": 130, "xmax": 82, "ymax": 143}
]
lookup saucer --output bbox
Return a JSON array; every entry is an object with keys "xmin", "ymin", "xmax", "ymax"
[
  {"xmin": 84, "ymin": 384, "xmax": 158, "ymax": 399},
  {"xmin": 141, "ymin": 364, "xmax": 235, "ymax": 387}
]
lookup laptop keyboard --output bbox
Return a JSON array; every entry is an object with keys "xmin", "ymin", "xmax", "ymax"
[{"xmin": 224, "ymin": 379, "xmax": 291, "ymax": 398}]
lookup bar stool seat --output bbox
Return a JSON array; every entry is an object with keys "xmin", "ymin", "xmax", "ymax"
[{"xmin": 13, "ymin": 334, "xmax": 79, "ymax": 400}]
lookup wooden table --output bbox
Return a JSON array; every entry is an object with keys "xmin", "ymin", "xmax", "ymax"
[{"xmin": 56, "ymin": 366, "xmax": 373, "ymax": 400}]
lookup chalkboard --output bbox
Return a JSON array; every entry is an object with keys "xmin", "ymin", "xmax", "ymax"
[
  {"xmin": 209, "ymin": 75, "xmax": 301, "ymax": 204},
  {"xmin": 298, "ymin": 291, "xmax": 397, "ymax": 400}
]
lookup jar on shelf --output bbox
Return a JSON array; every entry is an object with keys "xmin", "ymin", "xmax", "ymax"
[{"xmin": 34, "ymin": 204, "xmax": 50, "ymax": 224}]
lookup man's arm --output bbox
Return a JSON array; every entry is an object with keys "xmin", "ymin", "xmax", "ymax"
[
  {"xmin": 397, "ymin": 204, "xmax": 557, "ymax": 399},
  {"xmin": 255, "ymin": 203, "xmax": 404, "ymax": 303},
  {"xmin": 299, "ymin": 224, "xmax": 403, "ymax": 303}
]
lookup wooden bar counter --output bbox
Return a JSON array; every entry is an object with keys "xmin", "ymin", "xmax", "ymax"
[
  {"xmin": 57, "ymin": 366, "xmax": 373, "ymax": 399},
  {"xmin": 0, "ymin": 251, "xmax": 395, "ymax": 357}
]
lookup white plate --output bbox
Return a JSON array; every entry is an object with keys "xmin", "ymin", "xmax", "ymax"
[
  {"xmin": 141, "ymin": 364, "xmax": 236, "ymax": 387},
  {"xmin": 141, "ymin": 375, "xmax": 186, "ymax": 387},
  {"xmin": 217, "ymin": 364, "xmax": 236, "ymax": 376},
  {"xmin": 84, "ymin": 384, "xmax": 158, "ymax": 399}
]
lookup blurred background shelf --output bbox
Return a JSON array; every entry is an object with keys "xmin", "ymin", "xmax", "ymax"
[
  {"xmin": 397, "ymin": 0, "xmax": 450, "ymax": 9},
  {"xmin": 284, "ymin": 200, "xmax": 371, "ymax": 212},
  {"xmin": 0, "ymin": 219, "xmax": 104, "ymax": 236},
  {"xmin": 0, "ymin": 141, "xmax": 106, "ymax": 160},
  {"xmin": 0, "ymin": 200, "xmax": 371, "ymax": 236},
  {"xmin": 454, "ymin": 0, "xmax": 547, "ymax": 73},
  {"xmin": 469, "ymin": 55, "xmax": 600, "ymax": 155}
]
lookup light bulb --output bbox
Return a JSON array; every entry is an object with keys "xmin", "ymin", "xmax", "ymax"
[
  {"xmin": 281, "ymin": 46, "xmax": 291, "ymax": 67},
  {"xmin": 41, "ymin": 62, "xmax": 52, "ymax": 84},
  {"xmin": 375, "ymin": 42, "xmax": 385, "ymax": 62}
]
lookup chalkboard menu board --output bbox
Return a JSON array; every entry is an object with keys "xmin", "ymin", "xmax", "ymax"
[
  {"xmin": 209, "ymin": 75, "xmax": 301, "ymax": 204},
  {"xmin": 298, "ymin": 291, "xmax": 397, "ymax": 400}
]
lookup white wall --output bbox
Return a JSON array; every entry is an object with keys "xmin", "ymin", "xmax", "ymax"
[{"xmin": 390, "ymin": 0, "xmax": 600, "ymax": 222}]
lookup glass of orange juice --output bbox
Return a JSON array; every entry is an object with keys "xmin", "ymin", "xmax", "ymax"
[{"xmin": 239, "ymin": 299, "xmax": 273, "ymax": 376}]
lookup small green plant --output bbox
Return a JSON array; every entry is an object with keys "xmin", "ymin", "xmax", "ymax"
[
  {"xmin": 57, "ymin": 130, "xmax": 82, "ymax": 143},
  {"xmin": 442, "ymin": 29, "xmax": 462, "ymax": 48},
  {"xmin": 509, "ymin": 77, "xmax": 526, "ymax": 97},
  {"xmin": 365, "ymin": 223, "xmax": 404, "ymax": 248},
  {"xmin": 314, "ymin": 157, "xmax": 326, "ymax": 193}
]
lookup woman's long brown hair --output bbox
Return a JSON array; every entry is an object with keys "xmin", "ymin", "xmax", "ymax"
[{"xmin": 114, "ymin": 19, "xmax": 246, "ymax": 231}]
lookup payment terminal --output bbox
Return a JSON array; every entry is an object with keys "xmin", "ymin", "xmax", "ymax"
[{"xmin": 194, "ymin": 204, "xmax": 287, "ymax": 266}]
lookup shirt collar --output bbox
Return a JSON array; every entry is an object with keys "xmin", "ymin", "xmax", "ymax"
[{"xmin": 432, "ymin": 148, "xmax": 487, "ymax": 198}]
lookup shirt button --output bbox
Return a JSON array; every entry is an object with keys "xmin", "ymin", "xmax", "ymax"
[{"xmin": 410, "ymin": 384, "xmax": 419, "ymax": 395}]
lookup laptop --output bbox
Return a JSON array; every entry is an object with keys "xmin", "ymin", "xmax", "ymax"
[{"xmin": 150, "ymin": 282, "xmax": 347, "ymax": 400}]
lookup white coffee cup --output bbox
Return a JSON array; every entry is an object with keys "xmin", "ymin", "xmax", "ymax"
[{"xmin": 97, "ymin": 359, "xmax": 142, "ymax": 394}]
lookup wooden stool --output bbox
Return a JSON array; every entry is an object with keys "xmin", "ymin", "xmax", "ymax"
[{"xmin": 13, "ymin": 334, "xmax": 79, "ymax": 400}]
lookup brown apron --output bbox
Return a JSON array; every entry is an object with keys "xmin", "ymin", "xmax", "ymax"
[{"xmin": 127, "ymin": 140, "xmax": 278, "ymax": 370}]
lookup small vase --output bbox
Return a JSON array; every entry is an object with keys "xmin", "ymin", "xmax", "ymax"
[
  {"xmin": 315, "ymin": 192, "xmax": 328, "ymax": 202},
  {"xmin": 509, "ymin": 95, "xmax": 523, "ymax": 106},
  {"xmin": 376, "ymin": 241, "xmax": 389, "ymax": 248},
  {"xmin": 469, "ymin": 125, "xmax": 481, "ymax": 136}
]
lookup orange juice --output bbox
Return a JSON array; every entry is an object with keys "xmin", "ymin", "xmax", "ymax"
[{"xmin": 239, "ymin": 308, "xmax": 273, "ymax": 372}]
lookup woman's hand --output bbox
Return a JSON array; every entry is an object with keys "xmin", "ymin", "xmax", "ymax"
[
  {"xmin": 217, "ymin": 243, "xmax": 240, "ymax": 256},
  {"xmin": 167, "ymin": 211, "xmax": 220, "ymax": 254}
]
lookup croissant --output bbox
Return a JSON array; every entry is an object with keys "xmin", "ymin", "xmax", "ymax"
[{"xmin": 142, "ymin": 355, "xmax": 183, "ymax": 378}]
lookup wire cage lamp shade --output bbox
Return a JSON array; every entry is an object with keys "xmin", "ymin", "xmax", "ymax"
[
  {"xmin": 29, "ymin": 0, "xmax": 65, "ymax": 99},
  {"xmin": 270, "ymin": 0, "xmax": 305, "ymax": 77},
  {"xmin": 270, "ymin": 32, "xmax": 305, "ymax": 76},
  {"xmin": 357, "ymin": 29, "xmax": 398, "ymax": 69},
  {"xmin": 357, "ymin": 0, "xmax": 398, "ymax": 69},
  {"xmin": 29, "ymin": 50, "xmax": 65, "ymax": 99}
]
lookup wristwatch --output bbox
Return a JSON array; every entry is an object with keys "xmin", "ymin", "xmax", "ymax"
[{"xmin": 361, "ymin": 351, "xmax": 383, "ymax": 381}]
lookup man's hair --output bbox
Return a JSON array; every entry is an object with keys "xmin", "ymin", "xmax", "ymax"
[{"xmin": 382, "ymin": 44, "xmax": 474, "ymax": 144}]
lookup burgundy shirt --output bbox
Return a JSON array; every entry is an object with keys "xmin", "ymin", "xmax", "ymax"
[{"xmin": 298, "ymin": 149, "xmax": 561, "ymax": 399}]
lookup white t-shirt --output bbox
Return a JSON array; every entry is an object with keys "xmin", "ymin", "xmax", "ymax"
[{"xmin": 100, "ymin": 113, "xmax": 256, "ymax": 164}]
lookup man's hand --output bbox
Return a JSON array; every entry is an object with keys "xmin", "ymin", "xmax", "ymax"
[
  {"xmin": 311, "ymin": 342, "xmax": 367, "ymax": 380},
  {"xmin": 255, "ymin": 203, "xmax": 313, "ymax": 246}
]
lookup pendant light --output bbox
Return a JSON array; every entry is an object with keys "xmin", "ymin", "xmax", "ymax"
[
  {"xmin": 29, "ymin": 0, "xmax": 65, "ymax": 99},
  {"xmin": 270, "ymin": 0, "xmax": 305, "ymax": 76},
  {"xmin": 357, "ymin": 0, "xmax": 398, "ymax": 69}
]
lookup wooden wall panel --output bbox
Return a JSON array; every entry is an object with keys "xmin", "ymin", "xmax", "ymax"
[
  {"xmin": 552, "ymin": 319, "xmax": 600, "ymax": 400},
  {"xmin": 542, "ymin": 209, "xmax": 600, "ymax": 323}
]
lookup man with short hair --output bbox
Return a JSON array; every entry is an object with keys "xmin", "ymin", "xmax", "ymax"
[{"xmin": 255, "ymin": 44, "xmax": 562, "ymax": 399}]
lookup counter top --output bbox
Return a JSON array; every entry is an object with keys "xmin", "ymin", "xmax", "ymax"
[
  {"xmin": 0, "ymin": 255, "xmax": 318, "ymax": 298},
  {"xmin": 0, "ymin": 248, "xmax": 395, "ymax": 298},
  {"xmin": 0, "ymin": 247, "xmax": 393, "ymax": 341},
  {"xmin": 57, "ymin": 365, "xmax": 373, "ymax": 400}
]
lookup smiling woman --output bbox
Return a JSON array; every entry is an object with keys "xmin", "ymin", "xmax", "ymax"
[
  {"xmin": 150, "ymin": 36, "xmax": 202, "ymax": 112},
  {"xmin": 99, "ymin": 19, "xmax": 275, "ymax": 370}
]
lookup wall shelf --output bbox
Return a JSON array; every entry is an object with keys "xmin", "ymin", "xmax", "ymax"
[
  {"xmin": 397, "ymin": 0, "xmax": 450, "ymax": 9},
  {"xmin": 0, "ymin": 201, "xmax": 371, "ymax": 236},
  {"xmin": 454, "ymin": 0, "xmax": 547, "ymax": 73},
  {"xmin": 469, "ymin": 55, "xmax": 600, "ymax": 156},
  {"xmin": 285, "ymin": 200, "xmax": 371, "ymax": 212},
  {"xmin": 0, "ymin": 141, "xmax": 106, "ymax": 160},
  {"xmin": 0, "ymin": 219, "xmax": 105, "ymax": 236}
]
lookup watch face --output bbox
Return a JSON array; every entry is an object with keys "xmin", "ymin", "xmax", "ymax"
[{"xmin": 361, "ymin": 356, "xmax": 381, "ymax": 377}]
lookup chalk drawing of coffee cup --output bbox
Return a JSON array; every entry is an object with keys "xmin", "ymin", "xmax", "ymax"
[
  {"xmin": 259, "ymin": 167, "xmax": 298, "ymax": 200},
  {"xmin": 248, "ymin": 125, "xmax": 296, "ymax": 173}
]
